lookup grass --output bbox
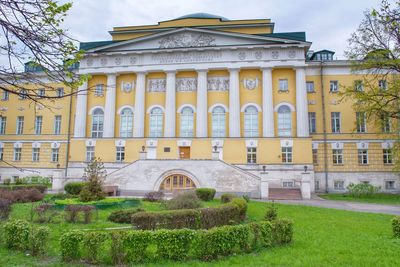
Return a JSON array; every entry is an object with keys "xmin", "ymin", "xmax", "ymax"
[
  {"xmin": 0, "ymin": 198, "xmax": 399, "ymax": 266},
  {"xmin": 318, "ymin": 193, "xmax": 400, "ymax": 205}
]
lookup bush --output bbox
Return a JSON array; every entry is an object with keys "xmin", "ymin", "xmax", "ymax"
[
  {"xmin": 392, "ymin": 216, "xmax": 400, "ymax": 238},
  {"xmin": 271, "ymin": 219, "xmax": 293, "ymax": 245},
  {"xmin": 15, "ymin": 177, "xmax": 27, "ymax": 185},
  {"xmin": 199, "ymin": 205, "xmax": 239, "ymax": 229},
  {"xmin": 49, "ymin": 193, "xmax": 74, "ymax": 200},
  {"xmin": 265, "ymin": 203, "xmax": 278, "ymax": 221},
  {"xmin": 195, "ymin": 188, "xmax": 216, "ymax": 201},
  {"xmin": 3, "ymin": 219, "xmax": 30, "ymax": 250},
  {"xmin": 79, "ymin": 183, "xmax": 105, "ymax": 202},
  {"xmin": 154, "ymin": 229, "xmax": 196, "ymax": 260},
  {"xmin": 230, "ymin": 198, "xmax": 248, "ymax": 221},
  {"xmin": 107, "ymin": 208, "xmax": 144, "ymax": 223},
  {"xmin": 3, "ymin": 178, "xmax": 11, "ymax": 185},
  {"xmin": 132, "ymin": 209, "xmax": 201, "ymax": 230},
  {"xmin": 0, "ymin": 188, "xmax": 45, "ymax": 203},
  {"xmin": 143, "ymin": 191, "xmax": 164, "ymax": 202},
  {"xmin": 110, "ymin": 232, "xmax": 125, "ymax": 265},
  {"xmin": 0, "ymin": 184, "xmax": 47, "ymax": 193},
  {"xmin": 60, "ymin": 230, "xmax": 84, "ymax": 262},
  {"xmin": 347, "ymin": 183, "xmax": 380, "ymax": 198},
  {"xmin": 33, "ymin": 203, "xmax": 58, "ymax": 223},
  {"xmin": 0, "ymin": 198, "xmax": 12, "ymax": 220},
  {"xmin": 123, "ymin": 230, "xmax": 153, "ymax": 262},
  {"xmin": 64, "ymin": 205, "xmax": 96, "ymax": 224},
  {"xmin": 242, "ymin": 195, "xmax": 250, "ymax": 202},
  {"xmin": 165, "ymin": 191, "xmax": 202, "ymax": 210},
  {"xmin": 64, "ymin": 182, "xmax": 87, "ymax": 195},
  {"xmin": 221, "ymin": 193, "xmax": 236, "ymax": 203},
  {"xmin": 79, "ymin": 158, "xmax": 106, "ymax": 202},
  {"xmin": 82, "ymin": 231, "xmax": 107, "ymax": 263},
  {"xmin": 30, "ymin": 226, "xmax": 50, "ymax": 256}
]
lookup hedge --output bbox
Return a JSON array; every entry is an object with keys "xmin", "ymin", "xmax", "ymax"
[
  {"xmin": 0, "ymin": 184, "xmax": 47, "ymax": 193},
  {"xmin": 107, "ymin": 208, "xmax": 144, "ymax": 223},
  {"xmin": 392, "ymin": 216, "xmax": 400, "ymax": 238},
  {"xmin": 132, "ymin": 199, "xmax": 247, "ymax": 230},
  {"xmin": 59, "ymin": 219, "xmax": 293, "ymax": 264},
  {"xmin": 64, "ymin": 182, "xmax": 88, "ymax": 195},
  {"xmin": 220, "ymin": 193, "xmax": 236, "ymax": 203},
  {"xmin": 195, "ymin": 188, "xmax": 216, "ymax": 201}
]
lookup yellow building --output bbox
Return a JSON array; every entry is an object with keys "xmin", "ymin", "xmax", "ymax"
[{"xmin": 0, "ymin": 13, "xmax": 398, "ymax": 198}]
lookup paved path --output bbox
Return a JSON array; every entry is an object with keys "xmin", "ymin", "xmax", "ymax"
[{"xmin": 257, "ymin": 197, "xmax": 400, "ymax": 215}]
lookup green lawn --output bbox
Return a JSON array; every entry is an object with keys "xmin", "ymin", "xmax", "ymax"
[
  {"xmin": 0, "ymin": 198, "xmax": 399, "ymax": 267},
  {"xmin": 318, "ymin": 193, "xmax": 400, "ymax": 205}
]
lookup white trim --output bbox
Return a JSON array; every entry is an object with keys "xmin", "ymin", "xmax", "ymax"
[
  {"xmin": 177, "ymin": 104, "xmax": 196, "ymax": 113},
  {"xmin": 146, "ymin": 105, "xmax": 165, "ymax": 114},
  {"xmin": 177, "ymin": 139, "xmax": 192, "ymax": 147},
  {"xmin": 331, "ymin": 142, "xmax": 344, "ymax": 149},
  {"xmin": 146, "ymin": 139, "xmax": 158, "ymax": 147},
  {"xmin": 32, "ymin": 142, "xmax": 41, "ymax": 148},
  {"xmin": 211, "ymin": 139, "xmax": 224, "ymax": 147},
  {"xmin": 14, "ymin": 142, "xmax": 23, "ymax": 148},
  {"xmin": 245, "ymin": 139, "xmax": 258, "ymax": 148},
  {"xmin": 0, "ymin": 142, "xmax": 3, "ymax": 148},
  {"xmin": 241, "ymin": 103, "xmax": 262, "ymax": 112},
  {"xmin": 85, "ymin": 139, "xmax": 96, "ymax": 147},
  {"xmin": 280, "ymin": 139, "xmax": 293, "ymax": 147},
  {"xmin": 115, "ymin": 139, "xmax": 126, "ymax": 147},
  {"xmin": 208, "ymin": 103, "xmax": 228, "ymax": 113},
  {"xmin": 356, "ymin": 142, "xmax": 369, "ymax": 150},
  {"xmin": 274, "ymin": 102, "xmax": 295, "ymax": 112},
  {"xmin": 88, "ymin": 106, "xmax": 105, "ymax": 115},
  {"xmin": 382, "ymin": 142, "xmax": 394, "ymax": 149},
  {"xmin": 117, "ymin": 105, "xmax": 135, "ymax": 115}
]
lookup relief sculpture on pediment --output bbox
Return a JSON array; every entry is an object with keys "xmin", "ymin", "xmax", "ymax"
[{"xmin": 159, "ymin": 33, "xmax": 216, "ymax": 49}]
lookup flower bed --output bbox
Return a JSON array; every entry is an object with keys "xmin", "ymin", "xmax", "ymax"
[{"xmin": 54, "ymin": 198, "xmax": 140, "ymax": 209}]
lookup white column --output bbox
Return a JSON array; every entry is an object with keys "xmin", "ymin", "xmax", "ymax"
[
  {"xmin": 196, "ymin": 70, "xmax": 208, "ymax": 137},
  {"xmin": 229, "ymin": 68, "xmax": 240, "ymax": 137},
  {"xmin": 164, "ymin": 71, "xmax": 176, "ymax": 138},
  {"xmin": 262, "ymin": 68, "xmax": 274, "ymax": 137},
  {"xmin": 295, "ymin": 67, "xmax": 309, "ymax": 137},
  {"xmin": 103, "ymin": 74, "xmax": 117, "ymax": 138},
  {"xmin": 133, "ymin": 72, "xmax": 146, "ymax": 137},
  {"xmin": 74, "ymin": 80, "xmax": 88, "ymax": 137}
]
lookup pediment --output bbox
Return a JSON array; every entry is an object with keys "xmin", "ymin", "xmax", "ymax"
[{"xmin": 89, "ymin": 28, "xmax": 304, "ymax": 53}]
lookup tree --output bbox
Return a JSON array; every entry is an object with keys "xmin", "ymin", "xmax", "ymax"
[
  {"xmin": 80, "ymin": 158, "xmax": 106, "ymax": 202},
  {"xmin": 342, "ymin": 0, "xmax": 400, "ymax": 168},
  {"xmin": 0, "ymin": 0, "xmax": 86, "ymax": 103}
]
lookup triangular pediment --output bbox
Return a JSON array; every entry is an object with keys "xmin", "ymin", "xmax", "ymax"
[{"xmin": 88, "ymin": 28, "xmax": 306, "ymax": 53}]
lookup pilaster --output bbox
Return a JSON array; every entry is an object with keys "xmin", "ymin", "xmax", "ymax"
[
  {"xmin": 164, "ymin": 71, "xmax": 176, "ymax": 137},
  {"xmin": 262, "ymin": 68, "xmax": 274, "ymax": 137},
  {"xmin": 229, "ymin": 68, "xmax": 240, "ymax": 137},
  {"xmin": 73, "ymin": 80, "xmax": 88, "ymax": 137},
  {"xmin": 196, "ymin": 70, "xmax": 208, "ymax": 137},
  {"xmin": 133, "ymin": 72, "xmax": 146, "ymax": 137},
  {"xmin": 295, "ymin": 67, "xmax": 309, "ymax": 137},
  {"xmin": 103, "ymin": 74, "xmax": 117, "ymax": 138}
]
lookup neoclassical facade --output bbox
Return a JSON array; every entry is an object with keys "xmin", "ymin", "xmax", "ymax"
[{"xmin": 0, "ymin": 13, "xmax": 398, "ymax": 198}]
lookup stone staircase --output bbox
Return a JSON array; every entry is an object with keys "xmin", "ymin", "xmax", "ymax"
[{"xmin": 268, "ymin": 188, "xmax": 302, "ymax": 200}]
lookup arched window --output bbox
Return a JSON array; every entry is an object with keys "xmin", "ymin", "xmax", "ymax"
[
  {"xmin": 120, "ymin": 108, "xmax": 133, "ymax": 137},
  {"xmin": 91, "ymin": 108, "xmax": 104, "ymax": 138},
  {"xmin": 212, "ymin": 106, "xmax": 226, "ymax": 137},
  {"xmin": 278, "ymin": 105, "xmax": 292, "ymax": 136},
  {"xmin": 244, "ymin": 106, "xmax": 258, "ymax": 137},
  {"xmin": 149, "ymin": 107, "xmax": 163, "ymax": 137},
  {"xmin": 180, "ymin": 107, "xmax": 194, "ymax": 137}
]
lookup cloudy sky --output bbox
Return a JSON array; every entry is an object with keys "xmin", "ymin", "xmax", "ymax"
[{"xmin": 62, "ymin": 0, "xmax": 382, "ymax": 59}]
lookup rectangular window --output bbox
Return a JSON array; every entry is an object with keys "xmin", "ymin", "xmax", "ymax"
[
  {"xmin": 56, "ymin": 88, "xmax": 64, "ymax": 97},
  {"xmin": 358, "ymin": 149, "xmax": 368, "ymax": 165},
  {"xmin": 312, "ymin": 149, "xmax": 318, "ymax": 164},
  {"xmin": 54, "ymin": 115, "xmax": 62, "ymax": 135},
  {"xmin": 247, "ymin": 147, "xmax": 257, "ymax": 164},
  {"xmin": 315, "ymin": 180, "xmax": 320, "ymax": 191},
  {"xmin": 51, "ymin": 148, "xmax": 59, "ymax": 162},
  {"xmin": 383, "ymin": 149, "xmax": 393, "ymax": 164},
  {"xmin": 354, "ymin": 80, "xmax": 363, "ymax": 91},
  {"xmin": 381, "ymin": 114, "xmax": 391, "ymax": 133},
  {"xmin": 308, "ymin": 112, "xmax": 316, "ymax": 134},
  {"xmin": 35, "ymin": 116, "xmax": 43, "ymax": 135},
  {"xmin": 86, "ymin": 146, "xmax": 95, "ymax": 162},
  {"xmin": 38, "ymin": 89, "xmax": 45, "ymax": 98},
  {"xmin": 283, "ymin": 181, "xmax": 294, "ymax": 188},
  {"xmin": 116, "ymin": 146, "xmax": 125, "ymax": 162},
  {"xmin": 281, "ymin": 147, "xmax": 293, "ymax": 163},
  {"xmin": 331, "ymin": 112, "xmax": 341, "ymax": 133},
  {"xmin": 332, "ymin": 149, "xmax": 343, "ymax": 164},
  {"xmin": 14, "ymin": 147, "xmax": 21, "ymax": 161},
  {"xmin": 379, "ymin": 80, "xmax": 387, "ymax": 90},
  {"xmin": 385, "ymin": 180, "xmax": 395, "ymax": 190},
  {"xmin": 1, "ymin": 90, "xmax": 9, "ymax": 101},
  {"xmin": 278, "ymin": 79, "xmax": 288, "ymax": 92},
  {"xmin": 306, "ymin": 81, "xmax": 315, "ymax": 93},
  {"xmin": 95, "ymin": 84, "xmax": 104, "ymax": 96},
  {"xmin": 334, "ymin": 180, "xmax": 345, "ymax": 190},
  {"xmin": 32, "ymin": 148, "xmax": 40, "ymax": 162},
  {"xmin": 356, "ymin": 112, "xmax": 367, "ymax": 133},
  {"xmin": 330, "ymin": 81, "xmax": 338, "ymax": 92},
  {"xmin": 19, "ymin": 89, "xmax": 28, "ymax": 100},
  {"xmin": 0, "ymin": 116, "xmax": 6, "ymax": 134},
  {"xmin": 16, "ymin": 116, "xmax": 24, "ymax": 135},
  {"xmin": 0, "ymin": 147, "xmax": 3, "ymax": 160}
]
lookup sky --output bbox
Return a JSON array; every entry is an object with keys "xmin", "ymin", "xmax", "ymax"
[{"xmin": 61, "ymin": 0, "xmax": 383, "ymax": 59}]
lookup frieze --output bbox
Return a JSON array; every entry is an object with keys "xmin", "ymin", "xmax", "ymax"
[
  {"xmin": 176, "ymin": 78, "xmax": 197, "ymax": 92},
  {"xmin": 207, "ymin": 77, "xmax": 229, "ymax": 91},
  {"xmin": 159, "ymin": 33, "xmax": 216, "ymax": 49},
  {"xmin": 147, "ymin": 79, "xmax": 166, "ymax": 92},
  {"xmin": 151, "ymin": 51, "xmax": 222, "ymax": 64}
]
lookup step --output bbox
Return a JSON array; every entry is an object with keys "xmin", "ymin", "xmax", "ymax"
[{"xmin": 268, "ymin": 188, "xmax": 302, "ymax": 200}]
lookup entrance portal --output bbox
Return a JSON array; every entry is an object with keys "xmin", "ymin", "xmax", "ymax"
[{"xmin": 160, "ymin": 174, "xmax": 196, "ymax": 191}]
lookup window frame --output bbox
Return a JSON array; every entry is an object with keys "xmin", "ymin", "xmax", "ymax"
[
  {"xmin": 308, "ymin": 112, "xmax": 316, "ymax": 134},
  {"xmin": 281, "ymin": 147, "xmax": 293, "ymax": 163},
  {"xmin": 34, "ymin": 116, "xmax": 43, "ymax": 135},
  {"xmin": 54, "ymin": 115, "xmax": 62, "ymax": 135},
  {"xmin": 332, "ymin": 149, "xmax": 343, "ymax": 165},
  {"xmin": 16, "ymin": 116, "xmax": 24, "ymax": 135},
  {"xmin": 86, "ymin": 146, "xmax": 95, "ymax": 162},
  {"xmin": 383, "ymin": 148, "xmax": 393, "ymax": 165},
  {"xmin": 306, "ymin": 81, "xmax": 315, "ymax": 93},
  {"xmin": 244, "ymin": 106, "xmax": 259, "ymax": 137},
  {"xmin": 278, "ymin": 79, "xmax": 289, "ymax": 92},
  {"xmin": 14, "ymin": 147, "xmax": 22, "ymax": 161},
  {"xmin": 32, "ymin": 147, "xmax": 40, "ymax": 162},
  {"xmin": 116, "ymin": 146, "xmax": 125, "ymax": 162},
  {"xmin": 0, "ymin": 116, "xmax": 6, "ymax": 134},
  {"xmin": 180, "ymin": 107, "xmax": 194, "ymax": 138},
  {"xmin": 331, "ymin": 112, "xmax": 341, "ymax": 133},
  {"xmin": 334, "ymin": 180, "xmax": 345, "ymax": 190},
  {"xmin": 329, "ymin": 81, "xmax": 339, "ymax": 92},
  {"xmin": 246, "ymin": 147, "xmax": 257, "ymax": 164},
  {"xmin": 149, "ymin": 107, "xmax": 163, "ymax": 138},
  {"xmin": 51, "ymin": 148, "xmax": 59, "ymax": 162},
  {"xmin": 94, "ymin": 84, "xmax": 104, "ymax": 97},
  {"xmin": 91, "ymin": 108, "xmax": 104, "ymax": 138},
  {"xmin": 211, "ymin": 106, "xmax": 226, "ymax": 137},
  {"xmin": 277, "ymin": 105, "xmax": 292, "ymax": 137},
  {"xmin": 356, "ymin": 112, "xmax": 367, "ymax": 133},
  {"xmin": 358, "ymin": 149, "xmax": 369, "ymax": 165},
  {"xmin": 119, "ymin": 108, "xmax": 133, "ymax": 138}
]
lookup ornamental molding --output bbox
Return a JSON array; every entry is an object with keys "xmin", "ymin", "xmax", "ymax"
[
  {"xmin": 32, "ymin": 142, "xmax": 41, "ymax": 148},
  {"xmin": 146, "ymin": 139, "xmax": 158, "ymax": 147},
  {"xmin": 242, "ymin": 78, "xmax": 259, "ymax": 90},
  {"xmin": 51, "ymin": 142, "xmax": 61, "ymax": 149},
  {"xmin": 357, "ymin": 142, "xmax": 369, "ymax": 149},
  {"xmin": 147, "ymin": 79, "xmax": 166, "ymax": 92},
  {"xmin": 151, "ymin": 51, "xmax": 222, "ymax": 64},
  {"xmin": 280, "ymin": 139, "xmax": 293, "ymax": 147},
  {"xmin": 381, "ymin": 142, "xmax": 394, "ymax": 149},
  {"xmin": 121, "ymin": 81, "xmax": 135, "ymax": 93},
  {"xmin": 85, "ymin": 139, "xmax": 96, "ymax": 147},
  {"xmin": 177, "ymin": 139, "xmax": 192, "ymax": 147},
  {"xmin": 331, "ymin": 142, "xmax": 344, "ymax": 149},
  {"xmin": 308, "ymin": 100, "xmax": 316, "ymax": 105},
  {"xmin": 176, "ymin": 78, "xmax": 197, "ymax": 92},
  {"xmin": 0, "ymin": 106, "xmax": 8, "ymax": 111},
  {"xmin": 245, "ymin": 139, "xmax": 258, "ymax": 148},
  {"xmin": 207, "ymin": 76, "xmax": 229, "ymax": 91},
  {"xmin": 159, "ymin": 33, "xmax": 216, "ymax": 49},
  {"xmin": 115, "ymin": 139, "xmax": 126, "ymax": 147}
]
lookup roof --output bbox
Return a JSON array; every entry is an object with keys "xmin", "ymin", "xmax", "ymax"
[
  {"xmin": 175, "ymin": 13, "xmax": 229, "ymax": 21},
  {"xmin": 79, "ymin": 40, "xmax": 121, "ymax": 51},
  {"xmin": 257, "ymin": 32, "xmax": 307, "ymax": 42}
]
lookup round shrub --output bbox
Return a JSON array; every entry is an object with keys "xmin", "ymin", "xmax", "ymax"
[
  {"xmin": 165, "ymin": 191, "xmax": 202, "ymax": 210},
  {"xmin": 195, "ymin": 188, "xmax": 216, "ymax": 201},
  {"xmin": 347, "ymin": 183, "xmax": 380, "ymax": 197},
  {"xmin": 30, "ymin": 226, "xmax": 50, "ymax": 256},
  {"xmin": 64, "ymin": 182, "xmax": 87, "ymax": 195},
  {"xmin": 107, "ymin": 208, "xmax": 145, "ymax": 224},
  {"xmin": 230, "ymin": 198, "xmax": 248, "ymax": 221},
  {"xmin": 220, "ymin": 193, "xmax": 236, "ymax": 203},
  {"xmin": 143, "ymin": 191, "xmax": 164, "ymax": 202},
  {"xmin": 3, "ymin": 219, "xmax": 30, "ymax": 250}
]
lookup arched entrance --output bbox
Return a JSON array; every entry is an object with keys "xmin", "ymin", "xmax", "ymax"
[{"xmin": 159, "ymin": 174, "xmax": 197, "ymax": 191}]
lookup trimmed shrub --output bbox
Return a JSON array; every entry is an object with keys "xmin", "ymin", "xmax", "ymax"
[
  {"xmin": 60, "ymin": 230, "xmax": 84, "ymax": 262},
  {"xmin": 154, "ymin": 229, "xmax": 196, "ymax": 260},
  {"xmin": 64, "ymin": 182, "xmax": 87, "ymax": 195},
  {"xmin": 64, "ymin": 205, "xmax": 96, "ymax": 224},
  {"xmin": 0, "ymin": 188, "xmax": 44, "ymax": 203},
  {"xmin": 82, "ymin": 231, "xmax": 107, "ymax": 263},
  {"xmin": 195, "ymin": 188, "xmax": 216, "ymax": 201},
  {"xmin": 165, "ymin": 191, "xmax": 202, "ymax": 210},
  {"xmin": 123, "ymin": 230, "xmax": 153, "ymax": 262},
  {"xmin": 199, "ymin": 205, "xmax": 240, "ymax": 229},
  {"xmin": 0, "ymin": 198, "xmax": 12, "ymax": 220},
  {"xmin": 132, "ymin": 209, "xmax": 201, "ymax": 230},
  {"xmin": 29, "ymin": 226, "xmax": 50, "ymax": 256},
  {"xmin": 265, "ymin": 203, "xmax": 278, "ymax": 221},
  {"xmin": 49, "ymin": 193, "xmax": 74, "ymax": 200},
  {"xmin": 107, "ymin": 208, "xmax": 145, "ymax": 223},
  {"xmin": 34, "ymin": 203, "xmax": 58, "ymax": 223},
  {"xmin": 143, "ymin": 191, "xmax": 164, "ymax": 202},
  {"xmin": 0, "ymin": 184, "xmax": 48, "ymax": 193},
  {"xmin": 110, "ymin": 232, "xmax": 125, "ymax": 265},
  {"xmin": 3, "ymin": 219, "xmax": 30, "ymax": 250},
  {"xmin": 3, "ymin": 178, "xmax": 11, "ymax": 185},
  {"xmin": 347, "ymin": 183, "xmax": 380, "ymax": 197},
  {"xmin": 230, "ymin": 198, "xmax": 248, "ymax": 221},
  {"xmin": 271, "ymin": 219, "xmax": 293, "ymax": 245},
  {"xmin": 392, "ymin": 216, "xmax": 400, "ymax": 238},
  {"xmin": 220, "ymin": 193, "xmax": 236, "ymax": 203}
]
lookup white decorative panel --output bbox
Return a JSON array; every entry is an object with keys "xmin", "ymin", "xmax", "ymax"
[
  {"xmin": 14, "ymin": 142, "xmax": 22, "ymax": 148},
  {"xmin": 159, "ymin": 33, "xmax": 216, "ymax": 49},
  {"xmin": 207, "ymin": 77, "xmax": 229, "ymax": 91},
  {"xmin": 0, "ymin": 142, "xmax": 4, "ymax": 148},
  {"xmin": 245, "ymin": 139, "xmax": 258, "ymax": 148},
  {"xmin": 147, "ymin": 79, "xmax": 166, "ymax": 92},
  {"xmin": 51, "ymin": 142, "xmax": 61, "ymax": 149},
  {"xmin": 115, "ymin": 140, "xmax": 126, "ymax": 147},
  {"xmin": 330, "ymin": 142, "xmax": 343, "ymax": 149},
  {"xmin": 381, "ymin": 142, "xmax": 394, "ymax": 149},
  {"xmin": 357, "ymin": 142, "xmax": 369, "ymax": 149},
  {"xmin": 176, "ymin": 78, "xmax": 197, "ymax": 92},
  {"xmin": 85, "ymin": 139, "xmax": 96, "ymax": 147},
  {"xmin": 177, "ymin": 139, "xmax": 192, "ymax": 147},
  {"xmin": 146, "ymin": 139, "xmax": 158, "ymax": 148},
  {"xmin": 211, "ymin": 139, "xmax": 224, "ymax": 147},
  {"xmin": 242, "ymin": 78, "xmax": 259, "ymax": 90},
  {"xmin": 32, "ymin": 142, "xmax": 41, "ymax": 148},
  {"xmin": 312, "ymin": 142, "xmax": 319, "ymax": 149},
  {"xmin": 280, "ymin": 139, "xmax": 293, "ymax": 147}
]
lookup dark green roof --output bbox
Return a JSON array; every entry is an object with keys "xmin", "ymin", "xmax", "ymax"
[
  {"xmin": 176, "ymin": 13, "xmax": 229, "ymax": 21},
  {"xmin": 257, "ymin": 32, "xmax": 307, "ymax": 42},
  {"xmin": 79, "ymin": 40, "xmax": 121, "ymax": 51}
]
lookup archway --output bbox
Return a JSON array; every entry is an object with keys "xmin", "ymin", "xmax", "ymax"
[{"xmin": 159, "ymin": 174, "xmax": 197, "ymax": 191}]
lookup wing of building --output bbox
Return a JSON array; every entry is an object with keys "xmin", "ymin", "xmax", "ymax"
[{"xmin": 0, "ymin": 13, "xmax": 398, "ymax": 198}]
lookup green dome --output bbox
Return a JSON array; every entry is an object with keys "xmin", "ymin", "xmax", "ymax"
[{"xmin": 176, "ymin": 13, "xmax": 228, "ymax": 21}]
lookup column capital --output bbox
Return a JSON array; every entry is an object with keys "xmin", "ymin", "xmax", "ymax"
[
  {"xmin": 228, "ymin": 68, "xmax": 240, "ymax": 73},
  {"xmin": 135, "ymin": 71, "xmax": 147, "ymax": 75},
  {"xmin": 196, "ymin": 69, "xmax": 209, "ymax": 73},
  {"xmin": 164, "ymin": 70, "xmax": 177, "ymax": 74}
]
